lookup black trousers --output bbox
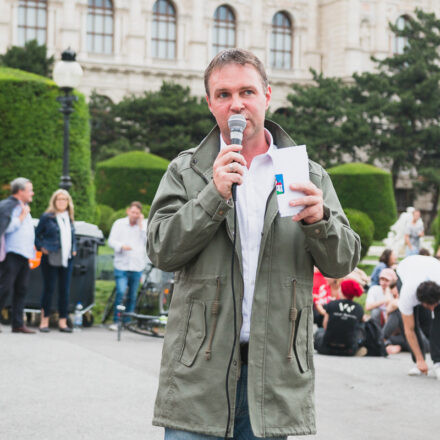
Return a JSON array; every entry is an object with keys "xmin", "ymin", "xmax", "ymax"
[
  {"xmin": 413, "ymin": 305, "xmax": 440, "ymax": 364},
  {"xmin": 40, "ymin": 254, "xmax": 73, "ymax": 319},
  {"xmin": 0, "ymin": 252, "xmax": 30, "ymax": 328}
]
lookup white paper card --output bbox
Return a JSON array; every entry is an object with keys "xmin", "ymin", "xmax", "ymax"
[{"xmin": 272, "ymin": 145, "xmax": 309, "ymax": 217}]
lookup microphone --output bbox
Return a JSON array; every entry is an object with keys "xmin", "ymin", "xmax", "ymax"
[{"xmin": 228, "ymin": 114, "xmax": 247, "ymax": 201}]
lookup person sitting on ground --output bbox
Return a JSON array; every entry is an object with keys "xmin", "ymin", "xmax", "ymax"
[
  {"xmin": 366, "ymin": 268, "xmax": 397, "ymax": 327},
  {"xmin": 370, "ymin": 249, "xmax": 397, "ymax": 287},
  {"xmin": 397, "ymin": 255, "xmax": 440, "ymax": 379},
  {"xmin": 382, "ymin": 280, "xmax": 409, "ymax": 355},
  {"xmin": 314, "ymin": 279, "xmax": 366, "ymax": 356},
  {"xmin": 312, "ymin": 268, "xmax": 332, "ymax": 327}
]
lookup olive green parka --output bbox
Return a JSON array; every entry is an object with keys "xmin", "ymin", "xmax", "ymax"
[{"xmin": 147, "ymin": 121, "xmax": 361, "ymax": 438}]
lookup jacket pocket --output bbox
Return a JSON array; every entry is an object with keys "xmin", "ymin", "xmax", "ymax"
[
  {"xmin": 178, "ymin": 300, "xmax": 206, "ymax": 367},
  {"xmin": 294, "ymin": 306, "xmax": 311, "ymax": 373}
]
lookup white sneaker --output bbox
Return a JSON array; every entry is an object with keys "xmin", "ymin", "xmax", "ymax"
[
  {"xmin": 408, "ymin": 366, "xmax": 422, "ymax": 376},
  {"xmin": 108, "ymin": 323, "xmax": 118, "ymax": 331},
  {"xmin": 432, "ymin": 363, "xmax": 440, "ymax": 380}
]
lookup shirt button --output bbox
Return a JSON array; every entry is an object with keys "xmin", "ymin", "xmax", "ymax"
[
  {"xmin": 218, "ymin": 210, "xmax": 224, "ymax": 215},
  {"xmin": 315, "ymin": 228, "xmax": 320, "ymax": 235}
]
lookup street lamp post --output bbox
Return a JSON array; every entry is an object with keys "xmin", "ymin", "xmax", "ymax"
[{"xmin": 53, "ymin": 48, "xmax": 83, "ymax": 190}]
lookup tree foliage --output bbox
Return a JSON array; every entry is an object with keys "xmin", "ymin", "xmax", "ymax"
[
  {"xmin": 90, "ymin": 82, "xmax": 215, "ymax": 166},
  {"xmin": 354, "ymin": 8, "xmax": 440, "ymax": 222},
  {"xmin": 270, "ymin": 69, "xmax": 372, "ymax": 168},
  {"xmin": 0, "ymin": 40, "xmax": 54, "ymax": 77}
]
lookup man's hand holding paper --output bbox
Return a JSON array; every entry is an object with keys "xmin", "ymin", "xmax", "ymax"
[{"xmin": 272, "ymin": 145, "xmax": 324, "ymax": 225}]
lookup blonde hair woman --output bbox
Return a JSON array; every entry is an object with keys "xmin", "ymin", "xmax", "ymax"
[{"xmin": 35, "ymin": 189, "xmax": 77, "ymax": 332}]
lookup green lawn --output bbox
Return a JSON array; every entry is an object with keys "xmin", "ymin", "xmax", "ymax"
[{"xmin": 93, "ymin": 280, "xmax": 114, "ymax": 324}]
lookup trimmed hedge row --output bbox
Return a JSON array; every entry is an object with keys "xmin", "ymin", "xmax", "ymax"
[
  {"xmin": 431, "ymin": 214, "xmax": 440, "ymax": 255},
  {"xmin": 95, "ymin": 151, "xmax": 169, "ymax": 210},
  {"xmin": 344, "ymin": 208, "xmax": 375, "ymax": 259},
  {"xmin": 0, "ymin": 67, "xmax": 95, "ymax": 221},
  {"xmin": 328, "ymin": 163, "xmax": 397, "ymax": 240}
]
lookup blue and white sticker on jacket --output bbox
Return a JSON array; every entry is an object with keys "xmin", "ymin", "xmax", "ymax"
[{"xmin": 275, "ymin": 174, "xmax": 285, "ymax": 195}]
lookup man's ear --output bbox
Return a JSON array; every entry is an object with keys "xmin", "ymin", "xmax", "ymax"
[{"xmin": 206, "ymin": 95, "xmax": 213, "ymax": 113}]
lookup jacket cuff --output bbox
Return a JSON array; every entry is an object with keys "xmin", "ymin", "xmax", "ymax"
[
  {"xmin": 198, "ymin": 181, "xmax": 233, "ymax": 221},
  {"xmin": 299, "ymin": 205, "xmax": 331, "ymax": 239}
]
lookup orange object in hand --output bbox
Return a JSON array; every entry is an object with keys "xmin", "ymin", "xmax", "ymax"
[{"xmin": 29, "ymin": 250, "xmax": 42, "ymax": 269}]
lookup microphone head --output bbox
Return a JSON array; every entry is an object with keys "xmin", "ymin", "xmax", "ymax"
[{"xmin": 228, "ymin": 114, "xmax": 247, "ymax": 133}]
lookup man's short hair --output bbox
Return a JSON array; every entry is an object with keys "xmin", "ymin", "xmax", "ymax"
[
  {"xmin": 10, "ymin": 177, "xmax": 30, "ymax": 195},
  {"xmin": 129, "ymin": 201, "xmax": 142, "ymax": 211},
  {"xmin": 416, "ymin": 281, "xmax": 440, "ymax": 305},
  {"xmin": 204, "ymin": 48, "xmax": 268, "ymax": 96},
  {"xmin": 419, "ymin": 248, "xmax": 430, "ymax": 256}
]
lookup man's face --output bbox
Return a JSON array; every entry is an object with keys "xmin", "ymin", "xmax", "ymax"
[
  {"xmin": 206, "ymin": 63, "xmax": 271, "ymax": 145},
  {"xmin": 17, "ymin": 182, "xmax": 34, "ymax": 204},
  {"xmin": 126, "ymin": 206, "xmax": 142, "ymax": 224},
  {"xmin": 413, "ymin": 210, "xmax": 421, "ymax": 221}
]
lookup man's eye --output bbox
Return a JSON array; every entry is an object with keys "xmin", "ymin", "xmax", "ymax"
[
  {"xmin": 244, "ymin": 90, "xmax": 254, "ymax": 95},
  {"xmin": 219, "ymin": 92, "xmax": 229, "ymax": 98}
]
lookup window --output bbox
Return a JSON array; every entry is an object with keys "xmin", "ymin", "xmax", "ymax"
[
  {"xmin": 152, "ymin": 0, "xmax": 176, "ymax": 59},
  {"xmin": 87, "ymin": 0, "xmax": 114, "ymax": 54},
  {"xmin": 17, "ymin": 0, "xmax": 47, "ymax": 46},
  {"xmin": 394, "ymin": 15, "xmax": 410, "ymax": 55},
  {"xmin": 270, "ymin": 12, "xmax": 292, "ymax": 69},
  {"xmin": 212, "ymin": 5, "xmax": 236, "ymax": 55}
]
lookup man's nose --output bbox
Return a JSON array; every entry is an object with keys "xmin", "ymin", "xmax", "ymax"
[{"xmin": 230, "ymin": 94, "xmax": 244, "ymax": 112}]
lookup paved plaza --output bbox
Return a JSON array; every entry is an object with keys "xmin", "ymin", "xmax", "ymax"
[{"xmin": 0, "ymin": 326, "xmax": 439, "ymax": 440}]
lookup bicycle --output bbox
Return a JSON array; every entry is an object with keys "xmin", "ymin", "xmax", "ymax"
[
  {"xmin": 101, "ymin": 263, "xmax": 156, "ymax": 324},
  {"xmin": 123, "ymin": 269, "xmax": 174, "ymax": 338}
]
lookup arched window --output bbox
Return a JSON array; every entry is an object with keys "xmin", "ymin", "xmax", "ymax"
[
  {"xmin": 87, "ymin": 0, "xmax": 114, "ymax": 54},
  {"xmin": 270, "ymin": 12, "xmax": 292, "ymax": 69},
  {"xmin": 152, "ymin": 0, "xmax": 177, "ymax": 59},
  {"xmin": 17, "ymin": 0, "xmax": 47, "ymax": 46},
  {"xmin": 212, "ymin": 5, "xmax": 236, "ymax": 55},
  {"xmin": 394, "ymin": 15, "xmax": 410, "ymax": 54}
]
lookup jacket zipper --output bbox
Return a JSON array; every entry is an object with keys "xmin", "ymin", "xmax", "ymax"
[{"xmin": 287, "ymin": 278, "xmax": 298, "ymax": 361}]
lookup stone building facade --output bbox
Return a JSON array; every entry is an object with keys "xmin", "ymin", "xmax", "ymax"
[{"xmin": 2, "ymin": 0, "xmax": 439, "ymax": 109}]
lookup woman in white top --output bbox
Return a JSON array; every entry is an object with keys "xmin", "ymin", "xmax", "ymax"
[{"xmin": 35, "ymin": 190, "xmax": 77, "ymax": 332}]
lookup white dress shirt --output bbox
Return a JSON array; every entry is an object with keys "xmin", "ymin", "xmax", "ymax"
[
  {"xmin": 108, "ymin": 217, "xmax": 149, "ymax": 272},
  {"xmin": 221, "ymin": 129, "xmax": 276, "ymax": 342}
]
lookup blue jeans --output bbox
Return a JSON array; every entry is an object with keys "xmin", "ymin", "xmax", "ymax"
[
  {"xmin": 164, "ymin": 365, "xmax": 286, "ymax": 440},
  {"xmin": 113, "ymin": 269, "xmax": 142, "ymax": 323}
]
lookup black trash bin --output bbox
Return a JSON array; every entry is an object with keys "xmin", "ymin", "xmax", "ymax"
[{"xmin": 2, "ymin": 220, "xmax": 104, "ymax": 326}]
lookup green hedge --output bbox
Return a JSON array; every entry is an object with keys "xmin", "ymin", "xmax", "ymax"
[
  {"xmin": 95, "ymin": 204, "xmax": 115, "ymax": 237},
  {"xmin": 328, "ymin": 163, "xmax": 396, "ymax": 240},
  {"xmin": 95, "ymin": 151, "xmax": 169, "ymax": 210},
  {"xmin": 0, "ymin": 67, "xmax": 95, "ymax": 221},
  {"xmin": 344, "ymin": 208, "xmax": 374, "ymax": 259}
]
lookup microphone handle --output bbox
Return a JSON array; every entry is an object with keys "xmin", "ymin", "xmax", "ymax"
[{"xmin": 230, "ymin": 133, "xmax": 243, "ymax": 202}]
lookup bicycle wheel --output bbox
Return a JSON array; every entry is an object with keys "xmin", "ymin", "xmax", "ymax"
[
  {"xmin": 126, "ymin": 316, "xmax": 166, "ymax": 338},
  {"xmin": 101, "ymin": 288, "xmax": 116, "ymax": 324}
]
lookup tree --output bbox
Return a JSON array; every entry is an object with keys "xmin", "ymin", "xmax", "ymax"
[
  {"xmin": 89, "ymin": 83, "xmax": 215, "ymax": 163},
  {"xmin": 270, "ymin": 69, "xmax": 372, "ymax": 168},
  {"xmin": 113, "ymin": 82, "xmax": 214, "ymax": 160},
  {"xmin": 354, "ymin": 9, "xmax": 440, "ymax": 224},
  {"xmin": 0, "ymin": 40, "xmax": 54, "ymax": 77}
]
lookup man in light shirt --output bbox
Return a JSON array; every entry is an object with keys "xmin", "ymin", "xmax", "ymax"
[
  {"xmin": 108, "ymin": 201, "xmax": 148, "ymax": 331},
  {"xmin": 147, "ymin": 49, "xmax": 360, "ymax": 440},
  {"xmin": 397, "ymin": 254, "xmax": 440, "ymax": 379},
  {"xmin": 0, "ymin": 177, "xmax": 36, "ymax": 333}
]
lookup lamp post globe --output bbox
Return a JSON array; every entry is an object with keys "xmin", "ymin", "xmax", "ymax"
[{"xmin": 53, "ymin": 48, "xmax": 83, "ymax": 190}]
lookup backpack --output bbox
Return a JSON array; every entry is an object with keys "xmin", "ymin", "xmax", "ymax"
[{"xmin": 362, "ymin": 319, "xmax": 387, "ymax": 357}]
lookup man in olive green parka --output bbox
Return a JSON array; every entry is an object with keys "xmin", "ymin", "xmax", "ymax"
[{"xmin": 147, "ymin": 49, "xmax": 361, "ymax": 439}]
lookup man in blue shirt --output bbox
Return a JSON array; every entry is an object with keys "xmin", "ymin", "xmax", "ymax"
[{"xmin": 0, "ymin": 177, "xmax": 36, "ymax": 333}]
